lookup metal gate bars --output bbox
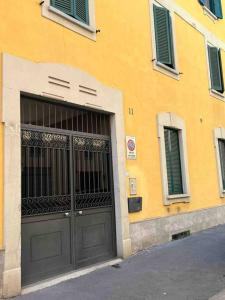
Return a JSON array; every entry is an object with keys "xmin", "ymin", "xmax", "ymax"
[{"xmin": 21, "ymin": 129, "xmax": 113, "ymax": 216}]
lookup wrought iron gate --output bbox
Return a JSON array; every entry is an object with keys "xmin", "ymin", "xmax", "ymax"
[{"xmin": 21, "ymin": 96, "xmax": 116, "ymax": 285}]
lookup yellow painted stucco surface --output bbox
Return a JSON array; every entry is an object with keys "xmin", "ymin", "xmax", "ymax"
[{"xmin": 0, "ymin": 0, "xmax": 225, "ymax": 246}]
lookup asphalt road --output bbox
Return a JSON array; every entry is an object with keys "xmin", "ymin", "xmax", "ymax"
[{"xmin": 11, "ymin": 224, "xmax": 225, "ymax": 300}]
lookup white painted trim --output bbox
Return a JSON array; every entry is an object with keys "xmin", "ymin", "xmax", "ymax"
[
  {"xmin": 42, "ymin": 0, "xmax": 96, "ymax": 40},
  {"xmin": 175, "ymin": 4, "xmax": 225, "ymax": 51},
  {"xmin": 1, "ymin": 53, "xmax": 131, "ymax": 298},
  {"xmin": 214, "ymin": 128, "xmax": 225, "ymax": 198},
  {"xmin": 149, "ymin": 0, "xmax": 180, "ymax": 80},
  {"xmin": 157, "ymin": 112, "xmax": 190, "ymax": 205},
  {"xmin": 22, "ymin": 258, "xmax": 122, "ymax": 295}
]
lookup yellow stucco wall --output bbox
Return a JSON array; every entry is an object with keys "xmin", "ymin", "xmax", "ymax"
[{"xmin": 0, "ymin": 0, "xmax": 225, "ymax": 246}]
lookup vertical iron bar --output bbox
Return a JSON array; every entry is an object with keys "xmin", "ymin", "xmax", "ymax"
[
  {"xmin": 88, "ymin": 150, "xmax": 91, "ymax": 194},
  {"xmin": 100, "ymin": 150, "xmax": 104, "ymax": 193},
  {"xmin": 71, "ymin": 110, "xmax": 74, "ymax": 132},
  {"xmin": 47, "ymin": 147, "xmax": 49, "ymax": 196},
  {"xmin": 40, "ymin": 147, "xmax": 43, "ymax": 196},
  {"xmin": 61, "ymin": 108, "xmax": 63, "ymax": 129},
  {"xmin": 92, "ymin": 150, "xmax": 95, "ymax": 193},
  {"xmin": 95, "ymin": 113, "xmax": 98, "ymax": 134},
  {"xmin": 27, "ymin": 146, "xmax": 30, "ymax": 198},
  {"xmin": 69, "ymin": 135, "xmax": 76, "ymax": 266},
  {"xmin": 83, "ymin": 151, "xmax": 86, "ymax": 193},
  {"xmin": 97, "ymin": 151, "xmax": 100, "ymax": 193},
  {"xmin": 91, "ymin": 112, "xmax": 93, "ymax": 134},
  {"xmin": 34, "ymin": 147, "xmax": 36, "ymax": 198},
  {"xmin": 58, "ymin": 149, "xmax": 61, "ymax": 195}
]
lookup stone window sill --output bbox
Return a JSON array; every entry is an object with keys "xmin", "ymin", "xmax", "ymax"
[
  {"xmin": 153, "ymin": 60, "xmax": 180, "ymax": 80},
  {"xmin": 167, "ymin": 194, "xmax": 190, "ymax": 200},
  {"xmin": 203, "ymin": 6, "xmax": 218, "ymax": 21},
  {"xmin": 165, "ymin": 194, "xmax": 190, "ymax": 205},
  {"xmin": 210, "ymin": 89, "xmax": 225, "ymax": 101},
  {"xmin": 48, "ymin": 6, "xmax": 96, "ymax": 33}
]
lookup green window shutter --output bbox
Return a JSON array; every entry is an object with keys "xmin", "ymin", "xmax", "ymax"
[
  {"xmin": 199, "ymin": 0, "xmax": 206, "ymax": 5},
  {"xmin": 51, "ymin": 0, "xmax": 74, "ymax": 16},
  {"xmin": 219, "ymin": 140, "xmax": 225, "ymax": 190},
  {"xmin": 164, "ymin": 128, "xmax": 183, "ymax": 195},
  {"xmin": 208, "ymin": 46, "xmax": 224, "ymax": 93},
  {"xmin": 153, "ymin": 4, "xmax": 174, "ymax": 68},
  {"xmin": 212, "ymin": 0, "xmax": 223, "ymax": 18},
  {"xmin": 74, "ymin": 0, "xmax": 89, "ymax": 24}
]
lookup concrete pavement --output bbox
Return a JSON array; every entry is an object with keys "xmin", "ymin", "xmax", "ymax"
[{"xmin": 10, "ymin": 224, "xmax": 225, "ymax": 300}]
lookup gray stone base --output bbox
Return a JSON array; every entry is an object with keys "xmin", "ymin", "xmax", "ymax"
[
  {"xmin": 130, "ymin": 205, "xmax": 225, "ymax": 253},
  {"xmin": 0, "ymin": 250, "xmax": 4, "ymax": 297}
]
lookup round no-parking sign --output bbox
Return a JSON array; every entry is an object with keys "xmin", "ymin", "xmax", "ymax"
[{"xmin": 126, "ymin": 136, "xmax": 136, "ymax": 160}]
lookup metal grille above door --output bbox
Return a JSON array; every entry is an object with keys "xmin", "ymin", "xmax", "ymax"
[{"xmin": 21, "ymin": 95, "xmax": 116, "ymax": 285}]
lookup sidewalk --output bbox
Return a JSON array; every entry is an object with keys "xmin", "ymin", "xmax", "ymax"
[
  {"xmin": 10, "ymin": 224, "xmax": 225, "ymax": 300},
  {"xmin": 210, "ymin": 290, "xmax": 225, "ymax": 300}
]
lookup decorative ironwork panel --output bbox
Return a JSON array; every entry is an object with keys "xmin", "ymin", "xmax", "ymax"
[
  {"xmin": 74, "ymin": 192, "xmax": 112, "ymax": 210},
  {"xmin": 73, "ymin": 136, "xmax": 110, "ymax": 152},
  {"xmin": 22, "ymin": 195, "xmax": 71, "ymax": 217},
  {"xmin": 22, "ymin": 130, "xmax": 70, "ymax": 149}
]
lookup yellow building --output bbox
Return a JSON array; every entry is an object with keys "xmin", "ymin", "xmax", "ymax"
[{"xmin": 0, "ymin": 0, "xmax": 225, "ymax": 297}]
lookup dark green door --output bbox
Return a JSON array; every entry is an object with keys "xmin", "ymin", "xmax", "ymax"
[{"xmin": 21, "ymin": 96, "xmax": 116, "ymax": 286}]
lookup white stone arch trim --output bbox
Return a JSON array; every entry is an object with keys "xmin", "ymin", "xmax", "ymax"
[
  {"xmin": 1, "ymin": 53, "xmax": 131, "ymax": 298},
  {"xmin": 157, "ymin": 112, "xmax": 190, "ymax": 205},
  {"xmin": 214, "ymin": 127, "xmax": 225, "ymax": 197}
]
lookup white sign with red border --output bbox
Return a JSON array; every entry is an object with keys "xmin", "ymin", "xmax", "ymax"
[{"xmin": 126, "ymin": 136, "xmax": 136, "ymax": 160}]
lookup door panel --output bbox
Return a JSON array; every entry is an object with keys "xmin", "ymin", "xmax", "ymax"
[
  {"xmin": 75, "ymin": 208, "xmax": 115, "ymax": 268},
  {"xmin": 22, "ymin": 215, "xmax": 72, "ymax": 285}
]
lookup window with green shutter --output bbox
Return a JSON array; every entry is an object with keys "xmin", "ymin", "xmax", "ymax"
[
  {"xmin": 199, "ymin": 0, "xmax": 223, "ymax": 19},
  {"xmin": 51, "ymin": 0, "xmax": 89, "ymax": 25},
  {"xmin": 219, "ymin": 139, "xmax": 225, "ymax": 190},
  {"xmin": 153, "ymin": 4, "xmax": 175, "ymax": 69},
  {"xmin": 208, "ymin": 46, "xmax": 224, "ymax": 93},
  {"xmin": 164, "ymin": 128, "xmax": 183, "ymax": 195}
]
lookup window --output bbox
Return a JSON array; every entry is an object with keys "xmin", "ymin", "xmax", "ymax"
[
  {"xmin": 218, "ymin": 139, "xmax": 225, "ymax": 190},
  {"xmin": 42, "ymin": 0, "xmax": 96, "ymax": 40},
  {"xmin": 208, "ymin": 45, "xmax": 224, "ymax": 94},
  {"xmin": 199, "ymin": 0, "xmax": 223, "ymax": 19},
  {"xmin": 164, "ymin": 128, "xmax": 183, "ymax": 195},
  {"xmin": 214, "ymin": 128, "xmax": 225, "ymax": 197},
  {"xmin": 51, "ymin": 0, "xmax": 89, "ymax": 25},
  {"xmin": 157, "ymin": 113, "xmax": 190, "ymax": 205},
  {"xmin": 153, "ymin": 4, "xmax": 175, "ymax": 69}
]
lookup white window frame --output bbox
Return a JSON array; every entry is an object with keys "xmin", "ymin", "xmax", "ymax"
[
  {"xmin": 214, "ymin": 128, "xmax": 225, "ymax": 197},
  {"xmin": 205, "ymin": 39, "xmax": 225, "ymax": 101},
  {"xmin": 149, "ymin": 0, "xmax": 180, "ymax": 80},
  {"xmin": 157, "ymin": 112, "xmax": 190, "ymax": 205},
  {"xmin": 42, "ymin": 0, "xmax": 96, "ymax": 40}
]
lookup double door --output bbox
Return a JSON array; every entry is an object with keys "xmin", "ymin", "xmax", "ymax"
[{"xmin": 21, "ymin": 127, "xmax": 116, "ymax": 285}]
